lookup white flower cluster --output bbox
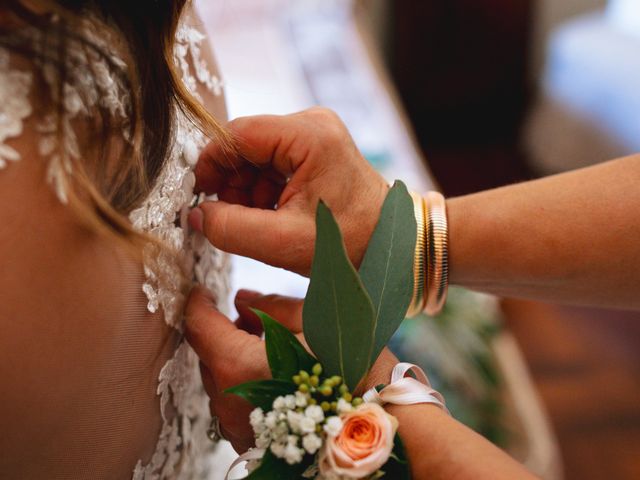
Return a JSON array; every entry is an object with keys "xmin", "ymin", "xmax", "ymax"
[{"xmin": 249, "ymin": 391, "xmax": 345, "ymax": 466}]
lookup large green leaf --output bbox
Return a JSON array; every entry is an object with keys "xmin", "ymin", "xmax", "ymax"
[
  {"xmin": 359, "ymin": 181, "xmax": 416, "ymax": 363},
  {"xmin": 303, "ymin": 202, "xmax": 376, "ymax": 390},
  {"xmin": 225, "ymin": 379, "xmax": 297, "ymax": 411},
  {"xmin": 246, "ymin": 450, "xmax": 309, "ymax": 479},
  {"xmin": 254, "ymin": 309, "xmax": 316, "ymax": 381}
]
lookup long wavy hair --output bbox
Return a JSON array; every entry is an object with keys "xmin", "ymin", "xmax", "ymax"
[{"xmin": 0, "ymin": 0, "xmax": 230, "ymax": 244}]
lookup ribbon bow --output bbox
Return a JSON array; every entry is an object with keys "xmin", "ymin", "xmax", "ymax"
[{"xmin": 363, "ymin": 362, "xmax": 449, "ymax": 414}]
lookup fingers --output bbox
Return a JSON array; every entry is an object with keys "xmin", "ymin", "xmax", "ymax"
[
  {"xmin": 197, "ymin": 114, "xmax": 303, "ymax": 181},
  {"xmin": 184, "ymin": 285, "xmax": 260, "ymax": 369},
  {"xmin": 189, "ymin": 201, "xmax": 314, "ymax": 274},
  {"xmin": 195, "ymin": 108, "xmax": 349, "ymax": 196},
  {"xmin": 235, "ymin": 290, "xmax": 304, "ymax": 334},
  {"xmin": 234, "ymin": 290, "xmax": 264, "ymax": 336}
]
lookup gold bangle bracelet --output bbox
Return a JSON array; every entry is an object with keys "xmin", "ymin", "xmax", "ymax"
[
  {"xmin": 406, "ymin": 192, "xmax": 427, "ymax": 317},
  {"xmin": 424, "ymin": 191, "xmax": 449, "ymax": 316}
]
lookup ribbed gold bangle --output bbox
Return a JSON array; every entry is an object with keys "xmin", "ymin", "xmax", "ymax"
[
  {"xmin": 406, "ymin": 192, "xmax": 427, "ymax": 317},
  {"xmin": 424, "ymin": 191, "xmax": 449, "ymax": 316}
]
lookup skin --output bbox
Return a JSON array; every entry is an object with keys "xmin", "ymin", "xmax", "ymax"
[
  {"xmin": 190, "ymin": 108, "xmax": 640, "ymax": 309},
  {"xmin": 187, "ymin": 107, "xmax": 640, "ymax": 478},
  {"xmin": 185, "ymin": 288, "xmax": 537, "ymax": 480}
]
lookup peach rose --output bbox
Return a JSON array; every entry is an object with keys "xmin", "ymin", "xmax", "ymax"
[{"xmin": 319, "ymin": 403, "xmax": 399, "ymax": 478}]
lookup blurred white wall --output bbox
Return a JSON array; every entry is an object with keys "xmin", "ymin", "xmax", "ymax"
[
  {"xmin": 608, "ymin": 0, "xmax": 640, "ymax": 37},
  {"xmin": 530, "ymin": 0, "xmax": 607, "ymax": 79}
]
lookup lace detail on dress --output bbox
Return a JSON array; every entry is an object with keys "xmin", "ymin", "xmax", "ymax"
[
  {"xmin": 129, "ymin": 21, "xmax": 230, "ymax": 480},
  {"xmin": 0, "ymin": 49, "xmax": 32, "ymax": 169},
  {"xmin": 132, "ymin": 343, "xmax": 213, "ymax": 480},
  {"xmin": 0, "ymin": 14, "xmax": 229, "ymax": 480},
  {"xmin": 175, "ymin": 24, "xmax": 225, "ymax": 100},
  {"xmin": 0, "ymin": 18, "xmax": 132, "ymax": 202}
]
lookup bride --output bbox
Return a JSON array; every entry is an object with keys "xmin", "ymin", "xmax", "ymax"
[{"xmin": 0, "ymin": 1, "xmax": 234, "ymax": 478}]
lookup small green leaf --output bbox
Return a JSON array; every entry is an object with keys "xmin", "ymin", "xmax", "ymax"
[
  {"xmin": 253, "ymin": 309, "xmax": 317, "ymax": 381},
  {"xmin": 359, "ymin": 181, "xmax": 416, "ymax": 363},
  {"xmin": 303, "ymin": 202, "xmax": 376, "ymax": 390},
  {"xmin": 382, "ymin": 434, "xmax": 411, "ymax": 480},
  {"xmin": 225, "ymin": 379, "xmax": 296, "ymax": 411},
  {"xmin": 246, "ymin": 450, "xmax": 309, "ymax": 479}
]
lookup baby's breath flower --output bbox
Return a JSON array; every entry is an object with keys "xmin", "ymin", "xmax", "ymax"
[
  {"xmin": 284, "ymin": 394, "xmax": 297, "ymax": 410},
  {"xmin": 273, "ymin": 396, "xmax": 287, "ymax": 411},
  {"xmin": 323, "ymin": 416, "xmax": 343, "ymax": 437},
  {"xmin": 249, "ymin": 407, "xmax": 266, "ymax": 434},
  {"xmin": 337, "ymin": 398, "xmax": 354, "ymax": 414},
  {"xmin": 265, "ymin": 411, "xmax": 278, "ymax": 429},
  {"xmin": 273, "ymin": 422, "xmax": 289, "ymax": 440},
  {"xmin": 299, "ymin": 416, "xmax": 316, "ymax": 434},
  {"xmin": 271, "ymin": 441, "xmax": 286, "ymax": 459},
  {"xmin": 295, "ymin": 391, "xmax": 309, "ymax": 408},
  {"xmin": 305, "ymin": 405, "xmax": 325, "ymax": 423},
  {"xmin": 255, "ymin": 430, "xmax": 271, "ymax": 449},
  {"xmin": 287, "ymin": 410, "xmax": 304, "ymax": 434},
  {"xmin": 302, "ymin": 433, "xmax": 323, "ymax": 455},
  {"xmin": 284, "ymin": 443, "xmax": 304, "ymax": 465}
]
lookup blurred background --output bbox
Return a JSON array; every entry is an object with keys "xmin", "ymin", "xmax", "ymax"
[{"xmin": 196, "ymin": 1, "xmax": 640, "ymax": 479}]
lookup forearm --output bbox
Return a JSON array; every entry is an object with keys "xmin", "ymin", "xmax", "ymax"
[
  {"xmin": 388, "ymin": 404, "xmax": 538, "ymax": 480},
  {"xmin": 447, "ymin": 155, "xmax": 640, "ymax": 309}
]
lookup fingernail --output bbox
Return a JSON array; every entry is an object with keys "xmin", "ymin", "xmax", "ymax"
[
  {"xmin": 236, "ymin": 289, "xmax": 262, "ymax": 303},
  {"xmin": 189, "ymin": 207, "xmax": 204, "ymax": 233}
]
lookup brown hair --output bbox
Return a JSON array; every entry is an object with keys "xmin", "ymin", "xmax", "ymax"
[{"xmin": 0, "ymin": 0, "xmax": 230, "ymax": 245}]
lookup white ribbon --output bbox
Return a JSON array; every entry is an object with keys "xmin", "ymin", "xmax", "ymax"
[
  {"xmin": 363, "ymin": 362, "xmax": 449, "ymax": 414},
  {"xmin": 225, "ymin": 448, "xmax": 266, "ymax": 480}
]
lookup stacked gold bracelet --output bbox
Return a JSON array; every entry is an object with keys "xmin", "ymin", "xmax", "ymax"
[
  {"xmin": 407, "ymin": 191, "xmax": 450, "ymax": 317},
  {"xmin": 407, "ymin": 192, "xmax": 427, "ymax": 317}
]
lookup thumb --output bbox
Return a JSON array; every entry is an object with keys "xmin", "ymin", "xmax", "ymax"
[
  {"xmin": 190, "ymin": 201, "xmax": 315, "ymax": 273},
  {"xmin": 236, "ymin": 291, "xmax": 304, "ymax": 334},
  {"xmin": 185, "ymin": 285, "xmax": 259, "ymax": 370}
]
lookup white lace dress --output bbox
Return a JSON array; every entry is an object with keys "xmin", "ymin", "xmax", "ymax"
[{"xmin": 0, "ymin": 12, "xmax": 234, "ymax": 480}]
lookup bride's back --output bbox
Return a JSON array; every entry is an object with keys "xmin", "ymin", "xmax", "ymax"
[{"xmin": 0, "ymin": 2, "xmax": 229, "ymax": 478}]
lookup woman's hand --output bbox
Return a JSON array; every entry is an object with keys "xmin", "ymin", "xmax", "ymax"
[
  {"xmin": 184, "ymin": 286, "xmax": 398, "ymax": 453},
  {"xmin": 190, "ymin": 108, "xmax": 389, "ymax": 275}
]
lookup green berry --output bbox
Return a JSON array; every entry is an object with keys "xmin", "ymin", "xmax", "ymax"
[
  {"xmin": 338, "ymin": 384, "xmax": 349, "ymax": 395},
  {"xmin": 310, "ymin": 375, "xmax": 320, "ymax": 387},
  {"xmin": 292, "ymin": 375, "xmax": 302, "ymax": 385},
  {"xmin": 330, "ymin": 376, "xmax": 342, "ymax": 386},
  {"xmin": 298, "ymin": 384, "xmax": 309, "ymax": 393},
  {"xmin": 342, "ymin": 393, "xmax": 353, "ymax": 402},
  {"xmin": 312, "ymin": 363, "xmax": 323, "ymax": 376},
  {"xmin": 321, "ymin": 401, "xmax": 331, "ymax": 412},
  {"xmin": 319, "ymin": 385, "xmax": 333, "ymax": 397},
  {"xmin": 299, "ymin": 370, "xmax": 310, "ymax": 382},
  {"xmin": 330, "ymin": 401, "xmax": 338, "ymax": 412},
  {"xmin": 352, "ymin": 397, "xmax": 364, "ymax": 407},
  {"xmin": 309, "ymin": 398, "xmax": 317, "ymax": 405}
]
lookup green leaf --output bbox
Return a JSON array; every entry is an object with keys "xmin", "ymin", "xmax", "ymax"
[
  {"xmin": 246, "ymin": 450, "xmax": 309, "ymax": 479},
  {"xmin": 382, "ymin": 434, "xmax": 411, "ymax": 480},
  {"xmin": 359, "ymin": 181, "xmax": 416, "ymax": 363},
  {"xmin": 254, "ymin": 309, "xmax": 316, "ymax": 381},
  {"xmin": 225, "ymin": 379, "xmax": 296, "ymax": 411},
  {"xmin": 303, "ymin": 202, "xmax": 376, "ymax": 390}
]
